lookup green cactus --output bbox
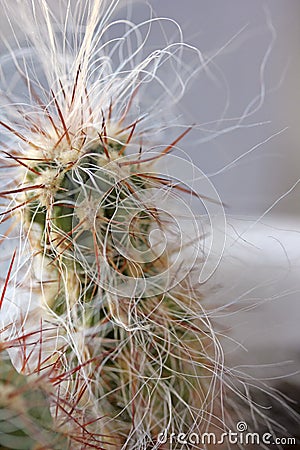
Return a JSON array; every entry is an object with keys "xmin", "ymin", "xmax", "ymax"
[
  {"xmin": 0, "ymin": 1, "xmax": 282, "ymax": 449},
  {"xmin": 11, "ymin": 118, "xmax": 216, "ymax": 447},
  {"xmin": 0, "ymin": 354, "xmax": 67, "ymax": 450},
  {"xmin": 0, "ymin": 1, "xmax": 222, "ymax": 441}
]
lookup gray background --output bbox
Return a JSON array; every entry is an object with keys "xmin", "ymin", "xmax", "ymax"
[
  {"xmin": 144, "ymin": 0, "xmax": 300, "ymax": 377},
  {"xmin": 147, "ymin": 0, "xmax": 300, "ymax": 216}
]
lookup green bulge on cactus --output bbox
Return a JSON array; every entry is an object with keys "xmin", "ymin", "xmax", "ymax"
[{"xmin": 0, "ymin": 354, "xmax": 67, "ymax": 450}]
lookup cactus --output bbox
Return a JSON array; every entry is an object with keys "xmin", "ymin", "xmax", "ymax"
[
  {"xmin": 0, "ymin": 1, "xmax": 295, "ymax": 449},
  {"xmin": 1, "ymin": 94, "xmax": 219, "ymax": 448},
  {"xmin": 0, "ymin": 1, "xmax": 225, "ymax": 447},
  {"xmin": 0, "ymin": 353, "xmax": 67, "ymax": 449}
]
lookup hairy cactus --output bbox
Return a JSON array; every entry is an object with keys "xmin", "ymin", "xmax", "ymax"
[
  {"xmin": 0, "ymin": 353, "xmax": 67, "ymax": 449},
  {"xmin": 0, "ymin": 1, "xmax": 295, "ymax": 449},
  {"xmin": 0, "ymin": 2, "xmax": 225, "ymax": 447}
]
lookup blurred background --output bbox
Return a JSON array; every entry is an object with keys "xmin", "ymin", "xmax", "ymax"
[
  {"xmin": 147, "ymin": 0, "xmax": 300, "ymax": 216},
  {"xmin": 145, "ymin": 2, "xmax": 300, "ymax": 440},
  {"xmin": 144, "ymin": 0, "xmax": 300, "ymax": 396}
]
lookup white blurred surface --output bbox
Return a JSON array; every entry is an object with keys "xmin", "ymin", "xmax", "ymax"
[{"xmin": 207, "ymin": 214, "xmax": 300, "ymax": 380}]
